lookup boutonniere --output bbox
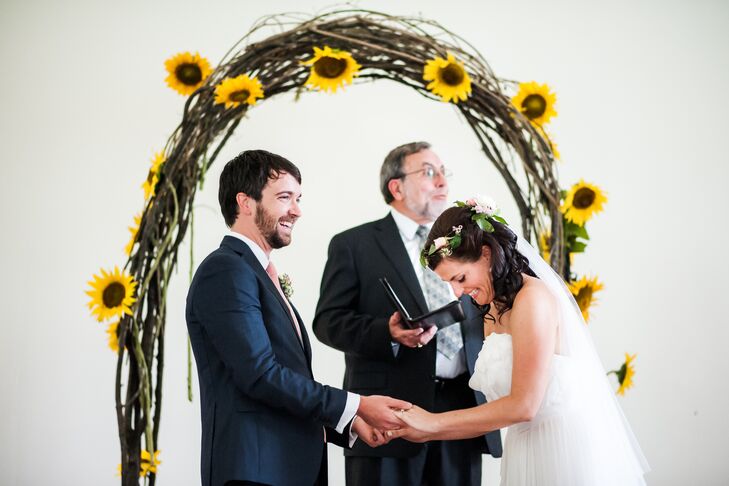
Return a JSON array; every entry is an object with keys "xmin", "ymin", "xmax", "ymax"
[{"xmin": 278, "ymin": 273, "xmax": 293, "ymax": 299}]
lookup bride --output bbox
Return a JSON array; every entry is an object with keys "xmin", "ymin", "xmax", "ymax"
[{"xmin": 388, "ymin": 198, "xmax": 649, "ymax": 485}]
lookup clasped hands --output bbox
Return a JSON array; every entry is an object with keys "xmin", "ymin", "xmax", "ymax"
[{"xmin": 354, "ymin": 396, "xmax": 439, "ymax": 447}]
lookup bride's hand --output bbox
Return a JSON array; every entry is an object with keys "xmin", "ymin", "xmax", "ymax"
[{"xmin": 386, "ymin": 405, "xmax": 439, "ymax": 443}]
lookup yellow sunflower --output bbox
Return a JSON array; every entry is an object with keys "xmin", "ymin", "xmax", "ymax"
[
  {"xmin": 106, "ymin": 321, "xmax": 120, "ymax": 353},
  {"xmin": 561, "ymin": 180, "xmax": 607, "ymax": 226},
  {"xmin": 142, "ymin": 152, "xmax": 165, "ymax": 200},
  {"xmin": 568, "ymin": 275, "xmax": 604, "ymax": 322},
  {"xmin": 301, "ymin": 46, "xmax": 361, "ymax": 93},
  {"xmin": 538, "ymin": 231, "xmax": 552, "ymax": 263},
  {"xmin": 140, "ymin": 450, "xmax": 161, "ymax": 477},
  {"xmin": 423, "ymin": 52, "xmax": 472, "ymax": 103},
  {"xmin": 512, "ymin": 81, "xmax": 557, "ymax": 126},
  {"xmin": 214, "ymin": 74, "xmax": 264, "ymax": 108},
  {"xmin": 86, "ymin": 266, "xmax": 137, "ymax": 322},
  {"xmin": 124, "ymin": 213, "xmax": 142, "ymax": 256},
  {"xmin": 615, "ymin": 353, "xmax": 637, "ymax": 396},
  {"xmin": 164, "ymin": 52, "xmax": 212, "ymax": 96}
]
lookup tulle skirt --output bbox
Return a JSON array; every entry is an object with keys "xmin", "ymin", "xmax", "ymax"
[{"xmin": 500, "ymin": 406, "xmax": 647, "ymax": 486}]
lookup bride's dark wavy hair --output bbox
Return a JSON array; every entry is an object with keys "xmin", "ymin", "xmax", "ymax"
[{"xmin": 424, "ymin": 206, "xmax": 536, "ymax": 315}]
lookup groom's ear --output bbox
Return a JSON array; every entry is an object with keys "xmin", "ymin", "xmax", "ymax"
[
  {"xmin": 236, "ymin": 192, "xmax": 254, "ymax": 216},
  {"xmin": 387, "ymin": 178, "xmax": 404, "ymax": 202}
]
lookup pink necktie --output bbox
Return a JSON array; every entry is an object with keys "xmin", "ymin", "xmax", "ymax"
[{"xmin": 265, "ymin": 261, "xmax": 303, "ymax": 343}]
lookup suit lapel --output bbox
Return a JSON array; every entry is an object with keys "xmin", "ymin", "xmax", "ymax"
[
  {"xmin": 373, "ymin": 214, "xmax": 429, "ymax": 315},
  {"xmin": 292, "ymin": 305, "xmax": 313, "ymax": 367},
  {"xmin": 222, "ymin": 236, "xmax": 307, "ymax": 355}
]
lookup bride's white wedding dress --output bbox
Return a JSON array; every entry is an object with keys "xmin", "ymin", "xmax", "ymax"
[{"xmin": 469, "ymin": 332, "xmax": 647, "ymax": 485}]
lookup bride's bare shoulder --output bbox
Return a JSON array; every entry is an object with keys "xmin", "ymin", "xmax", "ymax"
[{"xmin": 513, "ymin": 275, "xmax": 558, "ymax": 317}]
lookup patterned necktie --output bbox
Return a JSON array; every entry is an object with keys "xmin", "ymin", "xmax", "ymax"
[
  {"xmin": 266, "ymin": 261, "xmax": 303, "ymax": 344},
  {"xmin": 416, "ymin": 225, "xmax": 464, "ymax": 359}
]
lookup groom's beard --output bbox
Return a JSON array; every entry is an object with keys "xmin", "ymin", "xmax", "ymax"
[{"xmin": 255, "ymin": 204, "xmax": 294, "ymax": 249}]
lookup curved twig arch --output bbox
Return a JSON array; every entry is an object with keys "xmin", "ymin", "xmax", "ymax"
[{"xmin": 116, "ymin": 9, "xmax": 562, "ymax": 484}]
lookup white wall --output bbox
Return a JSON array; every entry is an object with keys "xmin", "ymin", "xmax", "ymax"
[{"xmin": 2, "ymin": 0, "xmax": 728, "ymax": 484}]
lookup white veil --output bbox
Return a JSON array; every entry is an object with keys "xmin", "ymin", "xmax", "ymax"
[{"xmin": 516, "ymin": 235, "xmax": 651, "ymax": 478}]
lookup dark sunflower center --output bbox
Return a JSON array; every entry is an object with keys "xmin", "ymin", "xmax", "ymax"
[
  {"xmin": 573, "ymin": 188, "xmax": 596, "ymax": 209},
  {"xmin": 102, "ymin": 282, "xmax": 126, "ymax": 308},
  {"xmin": 521, "ymin": 94, "xmax": 547, "ymax": 119},
  {"xmin": 229, "ymin": 90, "xmax": 250, "ymax": 103},
  {"xmin": 575, "ymin": 287, "xmax": 593, "ymax": 311},
  {"xmin": 313, "ymin": 57, "xmax": 347, "ymax": 78},
  {"xmin": 175, "ymin": 63, "xmax": 203, "ymax": 86},
  {"xmin": 146, "ymin": 170, "xmax": 156, "ymax": 185},
  {"xmin": 439, "ymin": 63, "xmax": 465, "ymax": 86},
  {"xmin": 616, "ymin": 363, "xmax": 627, "ymax": 384}
]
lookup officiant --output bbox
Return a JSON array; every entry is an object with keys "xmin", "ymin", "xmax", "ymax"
[{"xmin": 313, "ymin": 141, "xmax": 502, "ymax": 486}]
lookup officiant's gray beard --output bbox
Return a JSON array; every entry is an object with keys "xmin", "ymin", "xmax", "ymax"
[
  {"xmin": 406, "ymin": 198, "xmax": 447, "ymax": 222},
  {"xmin": 255, "ymin": 204, "xmax": 291, "ymax": 249}
]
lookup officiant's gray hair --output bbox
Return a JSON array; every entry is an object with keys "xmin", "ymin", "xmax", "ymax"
[{"xmin": 380, "ymin": 141, "xmax": 432, "ymax": 204}]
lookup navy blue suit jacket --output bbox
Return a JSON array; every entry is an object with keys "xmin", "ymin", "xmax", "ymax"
[{"xmin": 186, "ymin": 236, "xmax": 350, "ymax": 486}]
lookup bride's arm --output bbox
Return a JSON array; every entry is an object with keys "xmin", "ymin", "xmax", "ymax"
[{"xmin": 395, "ymin": 284, "xmax": 558, "ymax": 441}]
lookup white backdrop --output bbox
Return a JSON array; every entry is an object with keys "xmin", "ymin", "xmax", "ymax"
[{"xmin": 2, "ymin": 0, "xmax": 728, "ymax": 484}]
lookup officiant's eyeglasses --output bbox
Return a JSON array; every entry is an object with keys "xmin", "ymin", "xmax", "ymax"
[{"xmin": 397, "ymin": 164, "xmax": 452, "ymax": 180}]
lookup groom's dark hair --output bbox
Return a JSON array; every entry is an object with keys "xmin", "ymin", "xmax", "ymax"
[{"xmin": 218, "ymin": 150, "xmax": 302, "ymax": 227}]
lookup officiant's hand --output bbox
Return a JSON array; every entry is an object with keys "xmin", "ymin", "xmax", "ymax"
[
  {"xmin": 357, "ymin": 394, "xmax": 412, "ymax": 430},
  {"xmin": 388, "ymin": 311, "xmax": 437, "ymax": 348}
]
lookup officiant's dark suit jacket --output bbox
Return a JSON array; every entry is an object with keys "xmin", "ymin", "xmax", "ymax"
[
  {"xmin": 186, "ymin": 236, "xmax": 351, "ymax": 486},
  {"xmin": 313, "ymin": 214, "xmax": 502, "ymax": 460}
]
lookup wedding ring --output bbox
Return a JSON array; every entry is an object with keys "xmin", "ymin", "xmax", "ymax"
[{"xmin": 416, "ymin": 343, "xmax": 423, "ymax": 348}]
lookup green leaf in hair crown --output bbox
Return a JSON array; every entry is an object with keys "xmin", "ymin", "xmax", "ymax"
[{"xmin": 420, "ymin": 195, "xmax": 509, "ymax": 267}]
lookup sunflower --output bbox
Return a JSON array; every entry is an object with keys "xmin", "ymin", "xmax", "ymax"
[
  {"xmin": 142, "ymin": 152, "xmax": 165, "ymax": 200},
  {"xmin": 568, "ymin": 275, "xmax": 604, "ymax": 323},
  {"xmin": 538, "ymin": 231, "xmax": 552, "ymax": 263},
  {"xmin": 164, "ymin": 52, "xmax": 212, "ymax": 96},
  {"xmin": 106, "ymin": 321, "xmax": 120, "ymax": 353},
  {"xmin": 301, "ymin": 46, "xmax": 361, "ymax": 93},
  {"xmin": 423, "ymin": 53, "xmax": 472, "ymax": 103},
  {"xmin": 615, "ymin": 353, "xmax": 637, "ymax": 396},
  {"xmin": 86, "ymin": 266, "xmax": 137, "ymax": 322},
  {"xmin": 561, "ymin": 180, "xmax": 607, "ymax": 226},
  {"xmin": 124, "ymin": 213, "xmax": 142, "ymax": 256},
  {"xmin": 512, "ymin": 81, "xmax": 557, "ymax": 126},
  {"xmin": 140, "ymin": 450, "xmax": 161, "ymax": 477},
  {"xmin": 214, "ymin": 74, "xmax": 264, "ymax": 108}
]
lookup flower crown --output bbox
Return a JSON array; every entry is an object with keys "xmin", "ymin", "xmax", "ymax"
[{"xmin": 419, "ymin": 195, "xmax": 509, "ymax": 267}]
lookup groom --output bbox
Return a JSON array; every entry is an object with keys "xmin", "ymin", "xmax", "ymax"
[{"xmin": 186, "ymin": 150, "xmax": 410, "ymax": 486}]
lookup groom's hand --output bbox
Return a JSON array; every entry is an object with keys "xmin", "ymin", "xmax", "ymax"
[
  {"xmin": 351, "ymin": 416, "xmax": 390, "ymax": 447},
  {"xmin": 357, "ymin": 394, "xmax": 412, "ymax": 430},
  {"xmin": 389, "ymin": 311, "xmax": 437, "ymax": 348}
]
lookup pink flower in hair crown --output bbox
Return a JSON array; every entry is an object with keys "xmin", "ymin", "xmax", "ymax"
[
  {"xmin": 465, "ymin": 195, "xmax": 498, "ymax": 215},
  {"xmin": 421, "ymin": 197, "xmax": 508, "ymax": 267},
  {"xmin": 433, "ymin": 237, "xmax": 449, "ymax": 251}
]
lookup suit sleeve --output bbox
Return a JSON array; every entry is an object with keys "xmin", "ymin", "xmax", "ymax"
[
  {"xmin": 324, "ymin": 421, "xmax": 353, "ymax": 449},
  {"xmin": 192, "ymin": 255, "xmax": 348, "ymax": 429},
  {"xmin": 313, "ymin": 234, "xmax": 395, "ymax": 361}
]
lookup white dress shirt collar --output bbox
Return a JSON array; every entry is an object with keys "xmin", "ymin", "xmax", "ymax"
[
  {"xmin": 390, "ymin": 207, "xmax": 430, "ymax": 242},
  {"xmin": 228, "ymin": 231, "xmax": 269, "ymax": 269}
]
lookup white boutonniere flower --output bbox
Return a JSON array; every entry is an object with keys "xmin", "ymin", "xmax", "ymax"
[{"xmin": 278, "ymin": 273, "xmax": 293, "ymax": 299}]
